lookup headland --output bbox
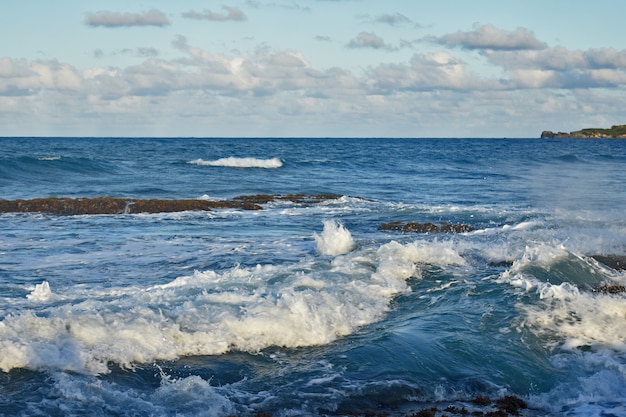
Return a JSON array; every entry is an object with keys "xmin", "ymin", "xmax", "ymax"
[{"xmin": 541, "ymin": 124, "xmax": 626, "ymax": 138}]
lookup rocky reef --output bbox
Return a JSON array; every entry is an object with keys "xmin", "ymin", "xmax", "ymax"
[
  {"xmin": 0, "ymin": 194, "xmax": 342, "ymax": 215},
  {"xmin": 379, "ymin": 221, "xmax": 473, "ymax": 234},
  {"xmin": 541, "ymin": 124, "xmax": 626, "ymax": 139}
]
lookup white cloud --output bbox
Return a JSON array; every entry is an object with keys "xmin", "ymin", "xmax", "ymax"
[
  {"xmin": 314, "ymin": 35, "xmax": 332, "ymax": 42},
  {"xmin": 508, "ymin": 69, "xmax": 556, "ymax": 89},
  {"xmin": 85, "ymin": 9, "xmax": 170, "ymax": 27},
  {"xmin": 434, "ymin": 23, "xmax": 547, "ymax": 51},
  {"xmin": 373, "ymin": 12, "xmax": 414, "ymax": 27},
  {"xmin": 367, "ymin": 51, "xmax": 493, "ymax": 92},
  {"xmin": 94, "ymin": 48, "xmax": 160, "ymax": 60},
  {"xmin": 484, "ymin": 46, "xmax": 626, "ymax": 88},
  {"xmin": 585, "ymin": 48, "xmax": 626, "ymax": 69},
  {"xmin": 1, "ymin": 36, "xmax": 625, "ymax": 137},
  {"xmin": 0, "ymin": 58, "xmax": 82, "ymax": 95},
  {"xmin": 486, "ymin": 47, "xmax": 626, "ymax": 71},
  {"xmin": 245, "ymin": 1, "xmax": 311, "ymax": 12},
  {"xmin": 3, "ymin": 38, "xmax": 626, "ymax": 100},
  {"xmin": 484, "ymin": 46, "xmax": 585, "ymax": 71},
  {"xmin": 347, "ymin": 32, "xmax": 395, "ymax": 50},
  {"xmin": 182, "ymin": 6, "xmax": 246, "ymax": 22}
]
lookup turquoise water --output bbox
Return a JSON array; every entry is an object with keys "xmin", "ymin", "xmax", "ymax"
[{"xmin": 1, "ymin": 137, "xmax": 625, "ymax": 416}]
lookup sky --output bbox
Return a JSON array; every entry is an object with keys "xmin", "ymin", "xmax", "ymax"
[{"xmin": 1, "ymin": 0, "xmax": 626, "ymax": 138}]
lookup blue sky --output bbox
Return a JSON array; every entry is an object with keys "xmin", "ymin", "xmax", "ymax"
[{"xmin": 1, "ymin": 0, "xmax": 625, "ymax": 137}]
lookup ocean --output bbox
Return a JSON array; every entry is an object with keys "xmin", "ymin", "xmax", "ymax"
[{"xmin": 0, "ymin": 137, "xmax": 625, "ymax": 416}]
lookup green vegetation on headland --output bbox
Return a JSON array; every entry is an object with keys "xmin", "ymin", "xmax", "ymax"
[{"xmin": 541, "ymin": 124, "xmax": 626, "ymax": 138}]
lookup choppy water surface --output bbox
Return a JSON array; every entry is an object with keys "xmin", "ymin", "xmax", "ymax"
[{"xmin": 1, "ymin": 137, "xmax": 626, "ymax": 416}]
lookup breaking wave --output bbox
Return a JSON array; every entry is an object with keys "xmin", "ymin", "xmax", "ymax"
[
  {"xmin": 188, "ymin": 157, "xmax": 283, "ymax": 168},
  {"xmin": 0, "ymin": 223, "xmax": 436, "ymax": 375}
]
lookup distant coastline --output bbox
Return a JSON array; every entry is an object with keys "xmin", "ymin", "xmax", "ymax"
[{"xmin": 541, "ymin": 124, "xmax": 626, "ymax": 139}]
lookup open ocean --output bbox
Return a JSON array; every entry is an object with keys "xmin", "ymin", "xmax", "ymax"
[{"xmin": 1, "ymin": 137, "xmax": 626, "ymax": 417}]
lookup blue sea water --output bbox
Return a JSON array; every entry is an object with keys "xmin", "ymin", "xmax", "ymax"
[{"xmin": 1, "ymin": 137, "xmax": 626, "ymax": 416}]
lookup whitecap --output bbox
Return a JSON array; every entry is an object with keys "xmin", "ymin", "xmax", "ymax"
[{"xmin": 188, "ymin": 157, "xmax": 283, "ymax": 168}]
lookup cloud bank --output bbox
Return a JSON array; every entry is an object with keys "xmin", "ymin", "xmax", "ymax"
[{"xmin": 1, "ymin": 22, "xmax": 625, "ymax": 137}]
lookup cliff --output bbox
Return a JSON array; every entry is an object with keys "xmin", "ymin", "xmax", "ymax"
[{"xmin": 541, "ymin": 124, "xmax": 626, "ymax": 139}]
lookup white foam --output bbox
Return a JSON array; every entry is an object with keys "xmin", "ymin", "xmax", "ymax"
[
  {"xmin": 496, "ymin": 245, "xmax": 626, "ymax": 352},
  {"xmin": 500, "ymin": 243, "xmax": 569, "ymax": 281},
  {"xmin": 524, "ymin": 282, "xmax": 626, "ymax": 352},
  {"xmin": 0, "ymin": 238, "xmax": 432, "ymax": 374},
  {"xmin": 188, "ymin": 157, "xmax": 283, "ymax": 168},
  {"xmin": 45, "ymin": 370, "xmax": 235, "ymax": 416},
  {"xmin": 502, "ymin": 220, "xmax": 543, "ymax": 231},
  {"xmin": 196, "ymin": 194, "xmax": 224, "ymax": 201},
  {"xmin": 377, "ymin": 239, "xmax": 466, "ymax": 267},
  {"xmin": 313, "ymin": 219, "xmax": 355, "ymax": 256},
  {"xmin": 26, "ymin": 281, "xmax": 59, "ymax": 302},
  {"xmin": 154, "ymin": 374, "xmax": 234, "ymax": 415}
]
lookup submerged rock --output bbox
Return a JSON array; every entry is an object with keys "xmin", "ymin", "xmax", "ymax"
[
  {"xmin": 379, "ymin": 221, "xmax": 473, "ymax": 234},
  {"xmin": 0, "ymin": 194, "xmax": 343, "ymax": 215}
]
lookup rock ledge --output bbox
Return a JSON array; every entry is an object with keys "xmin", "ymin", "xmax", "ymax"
[{"xmin": 0, "ymin": 194, "xmax": 342, "ymax": 215}]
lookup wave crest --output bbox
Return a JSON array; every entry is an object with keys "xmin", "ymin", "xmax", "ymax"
[{"xmin": 188, "ymin": 157, "xmax": 283, "ymax": 168}]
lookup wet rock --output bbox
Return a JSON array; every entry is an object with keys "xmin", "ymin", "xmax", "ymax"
[
  {"xmin": 0, "ymin": 197, "xmax": 128, "ymax": 215},
  {"xmin": 592, "ymin": 285, "xmax": 626, "ymax": 294},
  {"xmin": 233, "ymin": 193, "xmax": 342, "ymax": 205},
  {"xmin": 488, "ymin": 260, "xmax": 515, "ymax": 268},
  {"xmin": 0, "ymin": 194, "xmax": 343, "ymax": 215},
  {"xmin": 495, "ymin": 395, "xmax": 527, "ymax": 416},
  {"xmin": 443, "ymin": 405, "xmax": 469, "ymax": 415},
  {"xmin": 410, "ymin": 407, "xmax": 438, "ymax": 417},
  {"xmin": 280, "ymin": 193, "xmax": 343, "ymax": 204},
  {"xmin": 0, "ymin": 197, "xmax": 258, "ymax": 215},
  {"xmin": 232, "ymin": 194, "xmax": 276, "ymax": 205},
  {"xmin": 591, "ymin": 255, "xmax": 626, "ymax": 271},
  {"xmin": 379, "ymin": 221, "xmax": 473, "ymax": 234},
  {"xmin": 472, "ymin": 396, "xmax": 492, "ymax": 407}
]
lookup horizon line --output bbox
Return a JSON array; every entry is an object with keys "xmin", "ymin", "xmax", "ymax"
[{"xmin": 0, "ymin": 135, "xmax": 541, "ymax": 140}]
